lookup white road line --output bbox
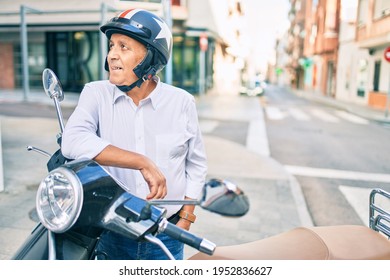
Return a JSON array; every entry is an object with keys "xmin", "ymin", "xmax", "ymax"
[
  {"xmin": 288, "ymin": 108, "xmax": 311, "ymax": 121},
  {"xmin": 339, "ymin": 185, "xmax": 372, "ymax": 226},
  {"xmin": 335, "ymin": 110, "xmax": 370, "ymax": 125},
  {"xmin": 310, "ymin": 108, "xmax": 339, "ymax": 123},
  {"xmin": 265, "ymin": 106, "xmax": 370, "ymax": 126},
  {"xmin": 285, "ymin": 165, "xmax": 390, "ymax": 183},
  {"xmin": 265, "ymin": 106, "xmax": 285, "ymax": 120},
  {"xmin": 246, "ymin": 119, "xmax": 270, "ymax": 157},
  {"xmin": 199, "ymin": 120, "xmax": 219, "ymax": 133}
]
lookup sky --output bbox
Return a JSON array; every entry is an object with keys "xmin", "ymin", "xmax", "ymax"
[
  {"xmin": 208, "ymin": 0, "xmax": 291, "ymax": 75},
  {"xmin": 243, "ymin": 0, "xmax": 291, "ymax": 73}
]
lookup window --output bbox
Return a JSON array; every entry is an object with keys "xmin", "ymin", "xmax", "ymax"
[
  {"xmin": 374, "ymin": 0, "xmax": 390, "ymax": 19},
  {"xmin": 358, "ymin": 0, "xmax": 369, "ymax": 25},
  {"xmin": 357, "ymin": 59, "xmax": 368, "ymax": 97},
  {"xmin": 373, "ymin": 60, "xmax": 381, "ymax": 91}
]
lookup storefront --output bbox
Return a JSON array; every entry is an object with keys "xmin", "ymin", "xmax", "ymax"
[{"xmin": 0, "ymin": 26, "xmax": 214, "ymax": 95}]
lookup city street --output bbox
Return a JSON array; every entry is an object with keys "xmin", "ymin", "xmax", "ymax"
[
  {"xmin": 1, "ymin": 84, "xmax": 390, "ymax": 260},
  {"xmin": 0, "ymin": 88, "xmax": 310, "ymax": 260},
  {"xmin": 263, "ymin": 85, "xmax": 390, "ymax": 226}
]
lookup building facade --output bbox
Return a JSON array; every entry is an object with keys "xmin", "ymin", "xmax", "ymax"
[
  {"xmin": 286, "ymin": 0, "xmax": 390, "ymax": 110},
  {"xmin": 286, "ymin": 0, "xmax": 307, "ymax": 89},
  {"xmin": 0, "ymin": 0, "xmax": 245, "ymax": 95},
  {"xmin": 354, "ymin": 0, "xmax": 390, "ymax": 109},
  {"xmin": 300, "ymin": 0, "xmax": 341, "ymax": 97}
]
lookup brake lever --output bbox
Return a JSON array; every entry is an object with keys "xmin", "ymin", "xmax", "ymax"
[{"xmin": 144, "ymin": 233, "xmax": 175, "ymax": 260}]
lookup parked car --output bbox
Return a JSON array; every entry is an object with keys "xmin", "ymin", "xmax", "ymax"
[{"xmin": 239, "ymin": 79, "xmax": 267, "ymax": 97}]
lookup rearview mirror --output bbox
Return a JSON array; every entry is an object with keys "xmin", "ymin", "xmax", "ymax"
[
  {"xmin": 201, "ymin": 178, "xmax": 250, "ymax": 217},
  {"xmin": 149, "ymin": 178, "xmax": 250, "ymax": 217},
  {"xmin": 42, "ymin": 68, "xmax": 64, "ymax": 101}
]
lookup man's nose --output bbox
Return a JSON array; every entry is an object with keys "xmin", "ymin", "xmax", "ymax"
[{"xmin": 108, "ymin": 47, "xmax": 119, "ymax": 59}]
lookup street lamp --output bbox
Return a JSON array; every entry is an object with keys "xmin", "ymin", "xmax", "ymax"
[
  {"xmin": 162, "ymin": 0, "xmax": 173, "ymax": 85},
  {"xmin": 20, "ymin": 5, "xmax": 42, "ymax": 101}
]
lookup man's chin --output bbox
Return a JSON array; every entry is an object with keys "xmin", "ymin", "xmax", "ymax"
[{"xmin": 108, "ymin": 77, "xmax": 122, "ymax": 85}]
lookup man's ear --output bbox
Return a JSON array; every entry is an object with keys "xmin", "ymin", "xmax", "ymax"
[{"xmin": 133, "ymin": 47, "xmax": 155, "ymax": 79}]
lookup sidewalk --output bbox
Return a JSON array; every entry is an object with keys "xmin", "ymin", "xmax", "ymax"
[{"xmin": 0, "ymin": 87, "xmax": 314, "ymax": 260}]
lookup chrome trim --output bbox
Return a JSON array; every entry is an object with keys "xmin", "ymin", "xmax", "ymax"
[
  {"xmin": 369, "ymin": 188, "xmax": 390, "ymax": 238},
  {"xmin": 48, "ymin": 231, "xmax": 56, "ymax": 260},
  {"xmin": 199, "ymin": 239, "xmax": 216, "ymax": 255},
  {"xmin": 36, "ymin": 167, "xmax": 84, "ymax": 233},
  {"xmin": 144, "ymin": 233, "xmax": 175, "ymax": 260}
]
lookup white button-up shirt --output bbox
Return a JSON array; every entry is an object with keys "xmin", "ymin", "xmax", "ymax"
[{"xmin": 61, "ymin": 78, "xmax": 207, "ymax": 217}]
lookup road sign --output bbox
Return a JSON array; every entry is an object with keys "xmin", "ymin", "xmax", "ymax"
[
  {"xmin": 384, "ymin": 46, "xmax": 390, "ymax": 63},
  {"xmin": 199, "ymin": 33, "xmax": 208, "ymax": 52}
]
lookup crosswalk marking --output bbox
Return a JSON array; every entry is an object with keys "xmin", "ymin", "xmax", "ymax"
[
  {"xmin": 339, "ymin": 185, "xmax": 372, "ymax": 226},
  {"xmin": 199, "ymin": 120, "xmax": 219, "ymax": 133},
  {"xmin": 339, "ymin": 185, "xmax": 390, "ymax": 227},
  {"xmin": 288, "ymin": 108, "xmax": 310, "ymax": 121},
  {"xmin": 265, "ymin": 106, "xmax": 369, "ymax": 125},
  {"xmin": 335, "ymin": 110, "xmax": 370, "ymax": 124},
  {"xmin": 264, "ymin": 106, "xmax": 285, "ymax": 120},
  {"xmin": 285, "ymin": 165, "xmax": 390, "ymax": 182},
  {"xmin": 310, "ymin": 108, "xmax": 339, "ymax": 123},
  {"xmin": 286, "ymin": 166, "xmax": 390, "ymax": 225}
]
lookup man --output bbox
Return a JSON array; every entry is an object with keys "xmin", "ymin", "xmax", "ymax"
[{"xmin": 61, "ymin": 9, "xmax": 207, "ymax": 260}]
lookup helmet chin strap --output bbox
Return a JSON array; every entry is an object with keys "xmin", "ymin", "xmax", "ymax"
[
  {"xmin": 116, "ymin": 78, "xmax": 144, "ymax": 93},
  {"xmin": 116, "ymin": 46, "xmax": 157, "ymax": 93}
]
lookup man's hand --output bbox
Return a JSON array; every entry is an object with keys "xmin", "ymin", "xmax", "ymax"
[
  {"xmin": 140, "ymin": 158, "xmax": 167, "ymax": 200},
  {"xmin": 94, "ymin": 145, "xmax": 167, "ymax": 199}
]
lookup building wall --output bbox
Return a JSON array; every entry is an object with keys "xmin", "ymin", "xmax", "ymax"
[
  {"xmin": 0, "ymin": 43, "xmax": 15, "ymax": 89},
  {"xmin": 301, "ymin": 0, "xmax": 340, "ymax": 96},
  {"xmin": 0, "ymin": 0, "xmax": 227, "ymax": 94},
  {"xmin": 356, "ymin": 0, "xmax": 390, "ymax": 43},
  {"xmin": 287, "ymin": 0, "xmax": 307, "ymax": 89},
  {"xmin": 356, "ymin": 0, "xmax": 390, "ymax": 109},
  {"xmin": 336, "ymin": 21, "xmax": 370, "ymax": 104}
]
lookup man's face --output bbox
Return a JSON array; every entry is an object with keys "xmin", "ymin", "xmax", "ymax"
[{"xmin": 107, "ymin": 33, "xmax": 147, "ymax": 86}]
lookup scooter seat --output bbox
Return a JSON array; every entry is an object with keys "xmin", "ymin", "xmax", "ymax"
[{"xmin": 188, "ymin": 225, "xmax": 390, "ymax": 260}]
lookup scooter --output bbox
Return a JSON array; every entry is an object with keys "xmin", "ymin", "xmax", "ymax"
[
  {"xmin": 13, "ymin": 69, "xmax": 390, "ymax": 261},
  {"xmin": 11, "ymin": 69, "xmax": 250, "ymax": 260}
]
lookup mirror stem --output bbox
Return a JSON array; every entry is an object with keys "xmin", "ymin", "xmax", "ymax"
[
  {"xmin": 148, "ymin": 199, "xmax": 199, "ymax": 206},
  {"xmin": 53, "ymin": 97, "xmax": 65, "ymax": 133}
]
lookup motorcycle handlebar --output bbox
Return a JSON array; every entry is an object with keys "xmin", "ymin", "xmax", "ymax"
[{"xmin": 161, "ymin": 220, "xmax": 216, "ymax": 255}]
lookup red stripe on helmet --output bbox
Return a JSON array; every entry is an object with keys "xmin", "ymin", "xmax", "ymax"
[
  {"xmin": 118, "ymin": 9, "xmax": 141, "ymax": 19},
  {"xmin": 119, "ymin": 9, "xmax": 134, "ymax": 18}
]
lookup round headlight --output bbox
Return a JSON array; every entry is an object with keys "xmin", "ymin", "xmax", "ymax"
[{"xmin": 36, "ymin": 167, "xmax": 83, "ymax": 233}]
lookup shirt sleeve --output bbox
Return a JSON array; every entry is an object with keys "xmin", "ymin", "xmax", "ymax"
[
  {"xmin": 184, "ymin": 97, "xmax": 208, "ymax": 199},
  {"xmin": 61, "ymin": 83, "xmax": 111, "ymax": 160}
]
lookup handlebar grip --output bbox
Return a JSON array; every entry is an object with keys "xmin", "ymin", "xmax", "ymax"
[{"xmin": 163, "ymin": 221, "xmax": 216, "ymax": 255}]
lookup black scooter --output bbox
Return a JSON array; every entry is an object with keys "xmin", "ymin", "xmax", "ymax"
[{"xmin": 12, "ymin": 69, "xmax": 250, "ymax": 260}]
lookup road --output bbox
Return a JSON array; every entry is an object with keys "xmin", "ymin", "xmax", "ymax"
[{"xmin": 263, "ymin": 85, "xmax": 390, "ymax": 226}]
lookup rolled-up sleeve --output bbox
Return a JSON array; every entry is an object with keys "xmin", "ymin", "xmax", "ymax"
[{"xmin": 62, "ymin": 84, "xmax": 111, "ymax": 160}]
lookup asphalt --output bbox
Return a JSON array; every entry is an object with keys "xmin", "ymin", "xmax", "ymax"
[{"xmin": 0, "ymin": 85, "xmax": 388, "ymax": 260}]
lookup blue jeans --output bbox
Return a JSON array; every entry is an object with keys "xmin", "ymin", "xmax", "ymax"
[{"xmin": 95, "ymin": 230, "xmax": 184, "ymax": 260}]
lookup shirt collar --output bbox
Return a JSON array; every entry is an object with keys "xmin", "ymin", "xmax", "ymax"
[
  {"xmin": 112, "ymin": 76, "xmax": 162, "ymax": 110},
  {"xmin": 148, "ymin": 76, "xmax": 161, "ymax": 110},
  {"xmin": 112, "ymin": 84, "xmax": 126, "ymax": 104}
]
